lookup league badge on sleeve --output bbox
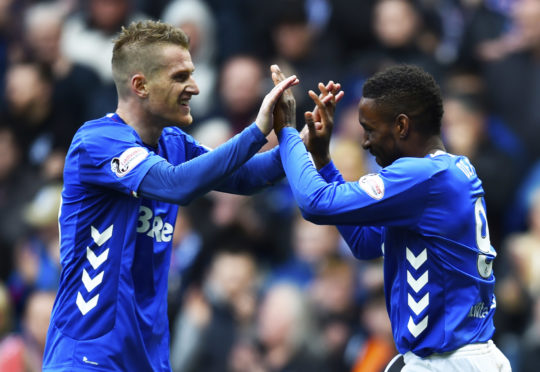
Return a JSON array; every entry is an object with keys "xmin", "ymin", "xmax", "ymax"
[
  {"xmin": 358, "ymin": 173, "xmax": 385, "ymax": 200},
  {"xmin": 111, "ymin": 147, "xmax": 149, "ymax": 178}
]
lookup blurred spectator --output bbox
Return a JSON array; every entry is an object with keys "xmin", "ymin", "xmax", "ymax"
[
  {"xmin": 229, "ymin": 282, "xmax": 329, "ymax": 372},
  {"xmin": 0, "ymin": 0, "xmax": 14, "ymax": 104},
  {"xmin": 349, "ymin": 0, "xmax": 444, "ymax": 81},
  {"xmin": 206, "ymin": 190, "xmax": 293, "ymax": 265},
  {"xmin": 268, "ymin": 213, "xmax": 341, "ymax": 289},
  {"xmin": 267, "ymin": 0, "xmax": 340, "ymax": 125},
  {"xmin": 23, "ymin": 2, "xmax": 104, "ymax": 126},
  {"xmin": 2, "ymin": 61, "xmax": 73, "ymax": 166},
  {"xmin": 503, "ymin": 188, "xmax": 540, "ymax": 296},
  {"xmin": 136, "ymin": 0, "xmax": 169, "ymax": 20},
  {"xmin": 162, "ymin": 0, "xmax": 218, "ymax": 120},
  {"xmin": 60, "ymin": 0, "xmax": 149, "ymax": 114},
  {"xmin": 0, "ymin": 289, "xmax": 55, "ymax": 372},
  {"xmin": 509, "ymin": 160, "xmax": 540, "ymax": 233},
  {"xmin": 256, "ymin": 283, "xmax": 328, "ymax": 372},
  {"xmin": 19, "ymin": 290, "xmax": 55, "ymax": 372},
  {"xmin": 351, "ymin": 288, "xmax": 396, "ymax": 372},
  {"xmin": 191, "ymin": 118, "xmax": 233, "ymax": 150},
  {"xmin": 330, "ymin": 80, "xmax": 381, "ymax": 175},
  {"xmin": 334, "ymin": 99, "xmax": 366, "ymax": 145},
  {"xmin": 0, "ymin": 126, "xmax": 41, "ymax": 280},
  {"xmin": 328, "ymin": 0, "xmax": 377, "ymax": 62},
  {"xmin": 418, "ymin": 0, "xmax": 465, "ymax": 66},
  {"xmin": 0, "ymin": 281, "xmax": 20, "ymax": 371},
  {"xmin": 0, "ymin": 282, "xmax": 11, "ymax": 337},
  {"xmin": 516, "ymin": 293, "xmax": 540, "ymax": 372},
  {"xmin": 441, "ymin": 71, "xmax": 523, "ymax": 248},
  {"xmin": 330, "ymin": 138, "xmax": 368, "ymax": 182},
  {"xmin": 170, "ymin": 246, "xmax": 259, "ymax": 372},
  {"xmin": 455, "ymin": 0, "xmax": 509, "ymax": 69},
  {"xmin": 494, "ymin": 188, "xmax": 540, "ymax": 367},
  {"xmin": 469, "ymin": 0, "xmax": 540, "ymax": 163},
  {"xmin": 203, "ymin": 0, "xmax": 265, "ymax": 64},
  {"xmin": 168, "ymin": 207, "xmax": 204, "ymax": 320},
  {"xmin": 309, "ymin": 258, "xmax": 360, "ymax": 371},
  {"xmin": 212, "ymin": 54, "xmax": 265, "ymax": 134},
  {"xmin": 8, "ymin": 183, "xmax": 62, "ymax": 319},
  {"xmin": 61, "ymin": 0, "xmax": 146, "ymax": 83},
  {"xmin": 210, "ymin": 193, "xmax": 265, "ymax": 241}
]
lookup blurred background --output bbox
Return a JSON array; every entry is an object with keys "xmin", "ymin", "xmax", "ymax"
[{"xmin": 0, "ymin": 0, "xmax": 540, "ymax": 371}]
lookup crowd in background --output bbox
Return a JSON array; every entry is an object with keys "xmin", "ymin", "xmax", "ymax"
[{"xmin": 0, "ymin": 0, "xmax": 540, "ymax": 371}]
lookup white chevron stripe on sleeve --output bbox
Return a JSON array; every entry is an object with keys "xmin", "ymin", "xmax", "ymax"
[
  {"xmin": 407, "ymin": 270, "xmax": 428, "ymax": 293},
  {"xmin": 406, "ymin": 248, "xmax": 427, "ymax": 270},
  {"xmin": 408, "ymin": 293, "xmax": 429, "ymax": 316},
  {"xmin": 86, "ymin": 247, "xmax": 109, "ymax": 270},
  {"xmin": 407, "ymin": 315, "xmax": 428, "ymax": 338},
  {"xmin": 81, "ymin": 269, "xmax": 104, "ymax": 292},
  {"xmin": 76, "ymin": 292, "xmax": 99, "ymax": 315},
  {"xmin": 91, "ymin": 224, "xmax": 113, "ymax": 246}
]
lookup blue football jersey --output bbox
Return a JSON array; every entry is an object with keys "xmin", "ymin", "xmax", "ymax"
[
  {"xmin": 279, "ymin": 128, "xmax": 497, "ymax": 357},
  {"xmin": 43, "ymin": 114, "xmax": 270, "ymax": 371}
]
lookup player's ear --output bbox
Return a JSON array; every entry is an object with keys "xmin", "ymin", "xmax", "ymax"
[
  {"xmin": 395, "ymin": 113, "xmax": 410, "ymax": 139},
  {"xmin": 131, "ymin": 74, "xmax": 148, "ymax": 98}
]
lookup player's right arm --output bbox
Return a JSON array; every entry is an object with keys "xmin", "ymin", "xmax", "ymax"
[{"xmin": 138, "ymin": 123, "xmax": 268, "ymax": 204}]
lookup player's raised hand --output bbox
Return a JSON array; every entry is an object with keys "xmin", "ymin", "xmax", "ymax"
[
  {"xmin": 301, "ymin": 81, "xmax": 344, "ymax": 169},
  {"xmin": 270, "ymin": 64, "xmax": 297, "ymax": 134},
  {"xmin": 255, "ymin": 73, "xmax": 299, "ymax": 136}
]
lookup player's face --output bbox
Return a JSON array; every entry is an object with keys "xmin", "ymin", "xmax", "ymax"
[
  {"xmin": 145, "ymin": 45, "xmax": 199, "ymax": 127},
  {"xmin": 358, "ymin": 97, "xmax": 402, "ymax": 167}
]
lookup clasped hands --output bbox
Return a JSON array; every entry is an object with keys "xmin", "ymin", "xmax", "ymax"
[{"xmin": 270, "ymin": 64, "xmax": 344, "ymax": 169}]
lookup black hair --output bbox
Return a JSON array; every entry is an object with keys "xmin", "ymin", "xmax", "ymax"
[{"xmin": 362, "ymin": 64, "xmax": 444, "ymax": 136}]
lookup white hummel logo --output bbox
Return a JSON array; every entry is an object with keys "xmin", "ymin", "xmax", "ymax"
[{"xmin": 83, "ymin": 356, "xmax": 99, "ymax": 365}]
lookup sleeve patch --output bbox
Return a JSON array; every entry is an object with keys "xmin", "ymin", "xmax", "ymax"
[
  {"xmin": 358, "ymin": 173, "xmax": 385, "ymax": 200},
  {"xmin": 111, "ymin": 147, "xmax": 149, "ymax": 178}
]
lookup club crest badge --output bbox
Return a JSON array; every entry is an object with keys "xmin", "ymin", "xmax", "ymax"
[
  {"xmin": 111, "ymin": 147, "xmax": 148, "ymax": 178},
  {"xmin": 358, "ymin": 173, "xmax": 385, "ymax": 200}
]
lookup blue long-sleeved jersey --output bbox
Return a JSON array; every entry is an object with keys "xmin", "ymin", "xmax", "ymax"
[
  {"xmin": 278, "ymin": 127, "xmax": 496, "ymax": 357},
  {"xmin": 43, "ymin": 113, "xmax": 282, "ymax": 371}
]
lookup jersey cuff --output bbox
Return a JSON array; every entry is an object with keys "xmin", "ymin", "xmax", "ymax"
[{"xmin": 277, "ymin": 127, "xmax": 299, "ymax": 142}]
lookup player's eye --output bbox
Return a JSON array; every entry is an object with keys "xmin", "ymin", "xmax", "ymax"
[{"xmin": 173, "ymin": 72, "xmax": 190, "ymax": 82}]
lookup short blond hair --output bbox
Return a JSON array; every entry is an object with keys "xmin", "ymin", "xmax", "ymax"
[{"xmin": 112, "ymin": 20, "xmax": 190, "ymax": 97}]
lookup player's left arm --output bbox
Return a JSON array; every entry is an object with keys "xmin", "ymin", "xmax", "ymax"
[
  {"xmin": 213, "ymin": 147, "xmax": 284, "ymax": 194},
  {"xmin": 173, "ymin": 129, "xmax": 284, "ymax": 195},
  {"xmin": 278, "ymin": 127, "xmax": 430, "ymax": 226},
  {"xmin": 138, "ymin": 75, "xmax": 298, "ymax": 204}
]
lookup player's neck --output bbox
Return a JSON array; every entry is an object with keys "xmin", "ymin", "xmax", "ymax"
[
  {"xmin": 116, "ymin": 102, "xmax": 162, "ymax": 146},
  {"xmin": 405, "ymin": 133, "xmax": 445, "ymax": 159},
  {"xmin": 422, "ymin": 136, "xmax": 446, "ymax": 157}
]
